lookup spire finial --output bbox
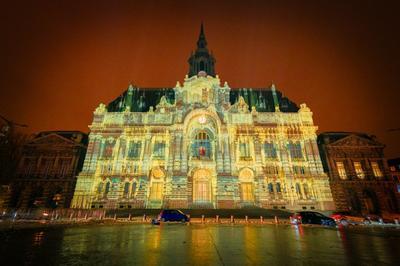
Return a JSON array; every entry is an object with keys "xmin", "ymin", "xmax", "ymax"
[{"xmin": 197, "ymin": 22, "xmax": 207, "ymax": 49}]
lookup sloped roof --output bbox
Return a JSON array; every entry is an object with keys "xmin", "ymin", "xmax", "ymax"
[{"xmin": 107, "ymin": 87, "xmax": 299, "ymax": 113}]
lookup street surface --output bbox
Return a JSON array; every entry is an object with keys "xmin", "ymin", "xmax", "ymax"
[{"xmin": 0, "ymin": 224, "xmax": 399, "ymax": 265}]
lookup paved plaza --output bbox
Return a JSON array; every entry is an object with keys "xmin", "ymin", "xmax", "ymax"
[{"xmin": 0, "ymin": 223, "xmax": 399, "ymax": 265}]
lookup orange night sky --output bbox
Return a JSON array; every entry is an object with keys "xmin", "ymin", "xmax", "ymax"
[{"xmin": 0, "ymin": 0, "xmax": 399, "ymax": 157}]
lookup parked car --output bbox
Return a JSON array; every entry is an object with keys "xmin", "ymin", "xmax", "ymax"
[
  {"xmin": 363, "ymin": 214, "xmax": 395, "ymax": 224},
  {"xmin": 330, "ymin": 211, "xmax": 364, "ymax": 225},
  {"xmin": 290, "ymin": 211, "xmax": 336, "ymax": 226},
  {"xmin": 152, "ymin": 209, "xmax": 190, "ymax": 224}
]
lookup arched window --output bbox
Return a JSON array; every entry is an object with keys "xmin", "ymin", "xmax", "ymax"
[
  {"xmin": 123, "ymin": 182, "xmax": 130, "ymax": 198},
  {"xmin": 276, "ymin": 183, "xmax": 281, "ymax": 193},
  {"xmin": 295, "ymin": 183, "xmax": 301, "ymax": 196},
  {"xmin": 199, "ymin": 61, "xmax": 205, "ymax": 71},
  {"xmin": 131, "ymin": 182, "xmax": 137, "ymax": 198},
  {"xmin": 97, "ymin": 183, "xmax": 103, "ymax": 194},
  {"xmin": 104, "ymin": 182, "xmax": 110, "ymax": 198},
  {"xmin": 268, "ymin": 183, "xmax": 274, "ymax": 193},
  {"xmin": 303, "ymin": 184, "xmax": 309, "ymax": 199},
  {"xmin": 192, "ymin": 131, "xmax": 212, "ymax": 159}
]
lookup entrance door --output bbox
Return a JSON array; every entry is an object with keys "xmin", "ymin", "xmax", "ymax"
[
  {"xmin": 192, "ymin": 169, "xmax": 211, "ymax": 203},
  {"xmin": 194, "ymin": 180, "xmax": 210, "ymax": 202},
  {"xmin": 241, "ymin": 182, "xmax": 254, "ymax": 202},
  {"xmin": 150, "ymin": 182, "xmax": 163, "ymax": 201}
]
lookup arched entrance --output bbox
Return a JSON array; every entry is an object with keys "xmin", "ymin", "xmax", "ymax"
[
  {"xmin": 192, "ymin": 169, "xmax": 212, "ymax": 205},
  {"xmin": 347, "ymin": 189, "xmax": 361, "ymax": 213},
  {"xmin": 148, "ymin": 167, "xmax": 165, "ymax": 208},
  {"xmin": 239, "ymin": 168, "xmax": 255, "ymax": 204},
  {"xmin": 363, "ymin": 189, "xmax": 380, "ymax": 214}
]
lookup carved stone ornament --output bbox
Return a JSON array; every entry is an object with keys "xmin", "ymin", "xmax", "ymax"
[
  {"xmin": 155, "ymin": 96, "xmax": 174, "ymax": 113},
  {"xmin": 94, "ymin": 103, "xmax": 107, "ymax": 114},
  {"xmin": 299, "ymin": 103, "xmax": 311, "ymax": 112},
  {"xmin": 231, "ymin": 96, "xmax": 249, "ymax": 113}
]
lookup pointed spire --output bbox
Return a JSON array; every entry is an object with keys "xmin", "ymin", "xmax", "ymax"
[
  {"xmin": 271, "ymin": 83, "xmax": 280, "ymax": 112},
  {"xmin": 197, "ymin": 22, "xmax": 208, "ymax": 49},
  {"xmin": 188, "ymin": 23, "xmax": 216, "ymax": 77}
]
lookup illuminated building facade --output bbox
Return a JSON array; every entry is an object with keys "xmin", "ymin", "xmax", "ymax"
[
  {"xmin": 318, "ymin": 132, "xmax": 399, "ymax": 214},
  {"xmin": 72, "ymin": 25, "xmax": 334, "ymax": 210}
]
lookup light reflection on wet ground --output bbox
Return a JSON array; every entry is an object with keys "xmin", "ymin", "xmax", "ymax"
[{"xmin": 0, "ymin": 224, "xmax": 399, "ymax": 265}]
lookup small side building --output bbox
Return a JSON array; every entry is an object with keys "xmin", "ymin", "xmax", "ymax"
[
  {"xmin": 317, "ymin": 132, "xmax": 399, "ymax": 214},
  {"xmin": 9, "ymin": 131, "xmax": 87, "ymax": 209}
]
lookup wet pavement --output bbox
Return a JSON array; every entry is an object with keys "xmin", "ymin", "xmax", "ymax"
[{"xmin": 0, "ymin": 224, "xmax": 399, "ymax": 265}]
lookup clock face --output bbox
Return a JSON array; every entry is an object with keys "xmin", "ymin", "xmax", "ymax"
[{"xmin": 198, "ymin": 116, "xmax": 207, "ymax": 124}]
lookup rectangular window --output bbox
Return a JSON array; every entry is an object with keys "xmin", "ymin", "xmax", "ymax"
[
  {"xmin": 265, "ymin": 166, "xmax": 279, "ymax": 175},
  {"xmin": 41, "ymin": 158, "xmax": 53, "ymax": 177},
  {"xmin": 153, "ymin": 142, "xmax": 166, "ymax": 159},
  {"xmin": 336, "ymin": 162, "xmax": 347, "ymax": 179},
  {"xmin": 354, "ymin": 162, "xmax": 364, "ymax": 179},
  {"xmin": 239, "ymin": 142, "xmax": 251, "ymax": 160},
  {"xmin": 23, "ymin": 158, "xmax": 36, "ymax": 176},
  {"xmin": 264, "ymin": 142, "xmax": 277, "ymax": 158},
  {"xmin": 371, "ymin": 162, "xmax": 383, "ymax": 178},
  {"xmin": 128, "ymin": 142, "xmax": 141, "ymax": 159},
  {"xmin": 102, "ymin": 142, "xmax": 114, "ymax": 158},
  {"xmin": 59, "ymin": 158, "xmax": 72, "ymax": 177},
  {"xmin": 293, "ymin": 166, "xmax": 306, "ymax": 175},
  {"xmin": 289, "ymin": 142, "xmax": 303, "ymax": 159}
]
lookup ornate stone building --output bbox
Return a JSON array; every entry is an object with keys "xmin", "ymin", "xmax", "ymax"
[
  {"xmin": 9, "ymin": 131, "xmax": 87, "ymax": 209},
  {"xmin": 72, "ymin": 25, "xmax": 334, "ymax": 210},
  {"xmin": 318, "ymin": 132, "xmax": 399, "ymax": 214}
]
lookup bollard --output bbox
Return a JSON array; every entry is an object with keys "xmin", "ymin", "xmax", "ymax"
[
  {"xmin": 216, "ymin": 215, "xmax": 219, "ymax": 223},
  {"xmin": 128, "ymin": 214, "xmax": 132, "ymax": 221},
  {"xmin": 274, "ymin": 216, "xmax": 279, "ymax": 224},
  {"xmin": 230, "ymin": 215, "xmax": 234, "ymax": 224},
  {"xmin": 245, "ymin": 216, "xmax": 248, "ymax": 223},
  {"xmin": 201, "ymin": 215, "xmax": 205, "ymax": 223},
  {"xmin": 70, "ymin": 213, "xmax": 73, "ymax": 221},
  {"xmin": 114, "ymin": 214, "xmax": 117, "ymax": 220},
  {"xmin": 85, "ymin": 214, "xmax": 88, "ymax": 220},
  {"xmin": 395, "ymin": 219, "xmax": 399, "ymax": 225},
  {"xmin": 260, "ymin": 216, "xmax": 264, "ymax": 224},
  {"xmin": 143, "ymin": 214, "xmax": 147, "ymax": 222}
]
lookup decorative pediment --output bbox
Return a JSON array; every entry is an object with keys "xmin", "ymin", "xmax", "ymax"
[
  {"xmin": 230, "ymin": 96, "xmax": 249, "ymax": 113},
  {"xmin": 329, "ymin": 134, "xmax": 382, "ymax": 147},
  {"xmin": 155, "ymin": 96, "xmax": 174, "ymax": 113},
  {"xmin": 29, "ymin": 133, "xmax": 79, "ymax": 146}
]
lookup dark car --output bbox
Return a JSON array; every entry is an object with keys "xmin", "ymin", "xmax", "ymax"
[
  {"xmin": 291, "ymin": 211, "xmax": 336, "ymax": 226},
  {"xmin": 152, "ymin": 209, "xmax": 190, "ymax": 224}
]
